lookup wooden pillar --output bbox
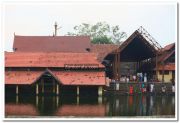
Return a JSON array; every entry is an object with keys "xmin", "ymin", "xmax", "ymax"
[
  {"xmin": 41, "ymin": 79, "xmax": 44, "ymax": 94},
  {"xmin": 56, "ymin": 84, "xmax": 59, "ymax": 95},
  {"xmin": 77, "ymin": 86, "xmax": 79, "ymax": 96},
  {"xmin": 16, "ymin": 85, "xmax": 19, "ymax": 95},
  {"xmin": 162, "ymin": 62, "xmax": 165, "ymax": 82},
  {"xmin": 155, "ymin": 53, "xmax": 158, "ymax": 80},
  {"xmin": 114, "ymin": 53, "xmax": 119, "ymax": 80},
  {"xmin": 118, "ymin": 53, "xmax": 121, "ymax": 80},
  {"xmin": 98, "ymin": 86, "xmax": 103, "ymax": 96},
  {"xmin": 53, "ymin": 79, "xmax": 55, "ymax": 93},
  {"xmin": 113, "ymin": 54, "xmax": 116, "ymax": 80},
  {"xmin": 116, "ymin": 53, "xmax": 118, "ymax": 80},
  {"xmin": 36, "ymin": 84, "xmax": 39, "ymax": 95}
]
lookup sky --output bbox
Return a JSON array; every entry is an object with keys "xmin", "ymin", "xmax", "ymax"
[{"xmin": 3, "ymin": 1, "xmax": 177, "ymax": 51}]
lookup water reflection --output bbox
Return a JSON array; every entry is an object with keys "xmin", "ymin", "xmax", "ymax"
[{"xmin": 5, "ymin": 94, "xmax": 175, "ymax": 117}]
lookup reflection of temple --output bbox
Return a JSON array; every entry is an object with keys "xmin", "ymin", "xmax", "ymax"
[
  {"xmin": 5, "ymin": 94, "xmax": 175, "ymax": 117},
  {"xmin": 5, "ymin": 104, "xmax": 39, "ymax": 116},
  {"xmin": 55, "ymin": 105, "xmax": 105, "ymax": 117},
  {"xmin": 5, "ymin": 95, "xmax": 105, "ymax": 117}
]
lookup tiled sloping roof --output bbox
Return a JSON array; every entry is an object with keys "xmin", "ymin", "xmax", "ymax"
[
  {"xmin": 158, "ymin": 50, "xmax": 175, "ymax": 62},
  {"xmin": 13, "ymin": 36, "xmax": 91, "ymax": 52},
  {"xmin": 5, "ymin": 104, "xmax": 39, "ymax": 116},
  {"xmin": 5, "ymin": 52, "xmax": 104, "ymax": 68},
  {"xmin": 156, "ymin": 63, "xmax": 175, "ymax": 71},
  {"xmin": 53, "ymin": 71, "xmax": 105, "ymax": 85},
  {"xmin": 5, "ymin": 70, "xmax": 106, "ymax": 85},
  {"xmin": 162, "ymin": 43, "xmax": 175, "ymax": 52},
  {"xmin": 90, "ymin": 44, "xmax": 119, "ymax": 62},
  {"xmin": 5, "ymin": 71, "xmax": 43, "ymax": 84},
  {"xmin": 55, "ymin": 105, "xmax": 105, "ymax": 116}
]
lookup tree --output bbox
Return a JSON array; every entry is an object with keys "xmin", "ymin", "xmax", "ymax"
[{"xmin": 67, "ymin": 22, "xmax": 127, "ymax": 44}]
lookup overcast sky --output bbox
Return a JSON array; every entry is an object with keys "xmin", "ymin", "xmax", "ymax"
[{"xmin": 3, "ymin": 1, "xmax": 177, "ymax": 51}]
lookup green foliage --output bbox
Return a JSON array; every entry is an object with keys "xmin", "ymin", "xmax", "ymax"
[
  {"xmin": 92, "ymin": 36, "xmax": 113, "ymax": 44},
  {"xmin": 67, "ymin": 22, "xmax": 127, "ymax": 44}
]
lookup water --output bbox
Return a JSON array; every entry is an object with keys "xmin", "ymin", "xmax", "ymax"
[{"xmin": 5, "ymin": 94, "xmax": 175, "ymax": 117}]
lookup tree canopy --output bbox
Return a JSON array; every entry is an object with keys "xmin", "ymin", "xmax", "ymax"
[{"xmin": 67, "ymin": 22, "xmax": 127, "ymax": 44}]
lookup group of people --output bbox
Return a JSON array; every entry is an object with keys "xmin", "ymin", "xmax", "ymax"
[{"xmin": 120, "ymin": 72, "xmax": 148, "ymax": 83}]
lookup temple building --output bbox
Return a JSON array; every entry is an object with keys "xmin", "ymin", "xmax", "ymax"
[
  {"xmin": 5, "ymin": 26, "xmax": 175, "ymax": 96},
  {"xmin": 5, "ymin": 36, "xmax": 105, "ymax": 96}
]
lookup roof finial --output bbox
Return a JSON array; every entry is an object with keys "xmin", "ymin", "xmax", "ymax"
[
  {"xmin": 54, "ymin": 21, "xmax": 62, "ymax": 36},
  {"xmin": 54, "ymin": 22, "xmax": 58, "ymax": 36}
]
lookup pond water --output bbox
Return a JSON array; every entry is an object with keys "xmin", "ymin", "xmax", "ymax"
[{"xmin": 5, "ymin": 94, "xmax": 175, "ymax": 117}]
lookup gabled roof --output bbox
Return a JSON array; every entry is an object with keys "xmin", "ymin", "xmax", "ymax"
[
  {"xmin": 5, "ymin": 52, "xmax": 104, "ymax": 68},
  {"xmin": 5, "ymin": 71, "xmax": 43, "ymax": 84},
  {"xmin": 90, "ymin": 44, "xmax": 119, "ymax": 62},
  {"xmin": 114, "ymin": 30, "xmax": 158, "ymax": 61},
  {"xmin": 13, "ymin": 35, "xmax": 91, "ymax": 52},
  {"xmin": 158, "ymin": 50, "xmax": 175, "ymax": 63},
  {"xmin": 5, "ymin": 70, "xmax": 106, "ymax": 85},
  {"xmin": 162, "ymin": 43, "xmax": 175, "ymax": 52},
  {"xmin": 53, "ymin": 71, "xmax": 105, "ymax": 85}
]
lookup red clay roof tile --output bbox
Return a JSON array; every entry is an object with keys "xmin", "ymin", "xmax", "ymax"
[
  {"xmin": 162, "ymin": 43, "xmax": 175, "ymax": 51},
  {"xmin": 5, "ymin": 71, "xmax": 43, "ymax": 84},
  {"xmin": 13, "ymin": 36, "xmax": 91, "ymax": 52},
  {"xmin": 53, "ymin": 71, "xmax": 105, "ymax": 85},
  {"xmin": 90, "ymin": 44, "xmax": 119, "ymax": 62},
  {"xmin": 5, "ymin": 70, "xmax": 106, "ymax": 85},
  {"xmin": 5, "ymin": 52, "xmax": 104, "ymax": 68},
  {"xmin": 156, "ymin": 63, "xmax": 175, "ymax": 71},
  {"xmin": 158, "ymin": 50, "xmax": 175, "ymax": 62}
]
